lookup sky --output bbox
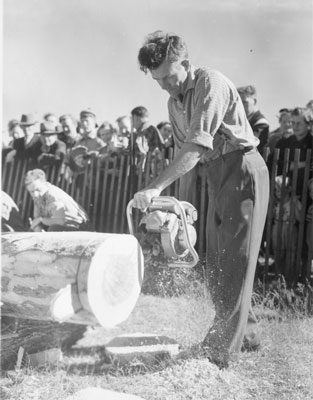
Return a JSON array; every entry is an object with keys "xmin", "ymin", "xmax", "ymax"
[{"xmin": 2, "ymin": 0, "xmax": 313, "ymax": 134}]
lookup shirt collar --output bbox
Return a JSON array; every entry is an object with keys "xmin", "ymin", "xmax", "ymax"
[{"xmin": 178, "ymin": 65, "xmax": 197, "ymax": 102}]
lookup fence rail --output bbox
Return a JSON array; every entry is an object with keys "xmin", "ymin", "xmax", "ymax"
[{"xmin": 2, "ymin": 148, "xmax": 312, "ymax": 283}]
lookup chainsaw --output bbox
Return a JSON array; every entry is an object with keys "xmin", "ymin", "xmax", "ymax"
[{"xmin": 127, "ymin": 196, "xmax": 199, "ymax": 268}]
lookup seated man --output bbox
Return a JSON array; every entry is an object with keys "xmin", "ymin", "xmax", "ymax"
[{"xmin": 25, "ymin": 169, "xmax": 89, "ymax": 231}]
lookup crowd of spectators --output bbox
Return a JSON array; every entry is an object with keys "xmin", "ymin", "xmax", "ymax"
[{"xmin": 1, "ymin": 91, "xmax": 313, "ymax": 284}]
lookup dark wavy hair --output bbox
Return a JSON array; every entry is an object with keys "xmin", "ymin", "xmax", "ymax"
[{"xmin": 138, "ymin": 30, "xmax": 188, "ymax": 73}]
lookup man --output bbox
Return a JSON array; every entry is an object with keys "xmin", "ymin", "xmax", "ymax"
[
  {"xmin": 131, "ymin": 106, "xmax": 164, "ymax": 172},
  {"xmin": 38, "ymin": 121, "xmax": 66, "ymax": 169},
  {"xmin": 6, "ymin": 114, "xmax": 42, "ymax": 167},
  {"xmin": 25, "ymin": 169, "xmax": 89, "ymax": 232},
  {"xmin": 58, "ymin": 114, "xmax": 82, "ymax": 149},
  {"xmin": 77, "ymin": 108, "xmax": 105, "ymax": 152},
  {"xmin": 237, "ymin": 85, "xmax": 270, "ymax": 156},
  {"xmin": 132, "ymin": 31, "xmax": 269, "ymax": 368}
]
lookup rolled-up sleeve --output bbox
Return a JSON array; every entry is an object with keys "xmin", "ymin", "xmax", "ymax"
[{"xmin": 186, "ymin": 70, "xmax": 230, "ymax": 150}]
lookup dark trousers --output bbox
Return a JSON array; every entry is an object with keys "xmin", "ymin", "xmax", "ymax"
[{"xmin": 203, "ymin": 149, "xmax": 269, "ymax": 359}]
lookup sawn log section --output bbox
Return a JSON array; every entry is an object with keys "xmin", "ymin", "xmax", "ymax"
[{"xmin": 1, "ymin": 231, "xmax": 144, "ymax": 328}]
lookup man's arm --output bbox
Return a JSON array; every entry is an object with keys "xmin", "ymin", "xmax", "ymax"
[{"xmin": 133, "ymin": 142, "xmax": 206, "ymax": 210}]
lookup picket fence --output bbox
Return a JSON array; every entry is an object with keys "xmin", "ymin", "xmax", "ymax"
[{"xmin": 2, "ymin": 148, "xmax": 312, "ymax": 281}]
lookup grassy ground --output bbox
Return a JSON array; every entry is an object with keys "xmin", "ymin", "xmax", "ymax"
[{"xmin": 1, "ymin": 290, "xmax": 313, "ymax": 400}]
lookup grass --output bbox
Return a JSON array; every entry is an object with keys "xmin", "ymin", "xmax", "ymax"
[{"xmin": 1, "ymin": 278, "xmax": 313, "ymax": 399}]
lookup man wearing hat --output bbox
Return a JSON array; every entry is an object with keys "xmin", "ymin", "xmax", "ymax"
[
  {"xmin": 77, "ymin": 108, "xmax": 105, "ymax": 152},
  {"xmin": 6, "ymin": 114, "xmax": 42, "ymax": 167},
  {"xmin": 38, "ymin": 121, "xmax": 66, "ymax": 170}
]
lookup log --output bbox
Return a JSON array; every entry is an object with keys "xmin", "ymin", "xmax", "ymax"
[{"xmin": 1, "ymin": 231, "xmax": 144, "ymax": 329}]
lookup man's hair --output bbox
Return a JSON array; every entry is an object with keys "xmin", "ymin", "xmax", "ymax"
[
  {"xmin": 138, "ymin": 30, "xmax": 188, "ymax": 73},
  {"xmin": 157, "ymin": 121, "xmax": 171, "ymax": 130},
  {"xmin": 237, "ymin": 85, "xmax": 257, "ymax": 98},
  {"xmin": 131, "ymin": 106, "xmax": 149, "ymax": 118},
  {"xmin": 25, "ymin": 169, "xmax": 47, "ymax": 185},
  {"xmin": 291, "ymin": 107, "xmax": 310, "ymax": 124}
]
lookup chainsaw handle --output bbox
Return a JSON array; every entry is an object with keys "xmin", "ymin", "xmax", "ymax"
[{"xmin": 127, "ymin": 197, "xmax": 199, "ymax": 268}]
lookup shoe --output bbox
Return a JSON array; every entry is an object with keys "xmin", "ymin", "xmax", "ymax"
[
  {"xmin": 241, "ymin": 331, "xmax": 261, "ymax": 352},
  {"xmin": 202, "ymin": 342, "xmax": 229, "ymax": 369}
]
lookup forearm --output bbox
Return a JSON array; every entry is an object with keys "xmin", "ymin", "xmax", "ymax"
[{"xmin": 146, "ymin": 142, "xmax": 206, "ymax": 192}]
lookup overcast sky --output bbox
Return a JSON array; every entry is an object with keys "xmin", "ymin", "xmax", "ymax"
[{"xmin": 2, "ymin": 0, "xmax": 313, "ymax": 132}]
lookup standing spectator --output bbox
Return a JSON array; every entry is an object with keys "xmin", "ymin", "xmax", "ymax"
[
  {"xmin": 98, "ymin": 121, "xmax": 127, "ymax": 155},
  {"xmin": 131, "ymin": 106, "xmax": 164, "ymax": 171},
  {"xmin": 58, "ymin": 114, "xmax": 82, "ymax": 149},
  {"xmin": 6, "ymin": 114, "xmax": 42, "ymax": 167},
  {"xmin": 132, "ymin": 31, "xmax": 269, "ymax": 368},
  {"xmin": 267, "ymin": 109, "xmax": 293, "ymax": 154},
  {"xmin": 304, "ymin": 178, "xmax": 313, "ymax": 279},
  {"xmin": 286, "ymin": 107, "xmax": 312, "ymax": 196},
  {"xmin": 116, "ymin": 115, "xmax": 131, "ymax": 149},
  {"xmin": 38, "ymin": 122, "xmax": 66, "ymax": 170},
  {"xmin": 3, "ymin": 120, "xmax": 24, "ymax": 163},
  {"xmin": 25, "ymin": 169, "xmax": 89, "ymax": 232},
  {"xmin": 271, "ymin": 176, "xmax": 301, "ymax": 282},
  {"xmin": 157, "ymin": 121, "xmax": 175, "ymax": 159},
  {"xmin": 237, "ymin": 85, "xmax": 270, "ymax": 156},
  {"xmin": 77, "ymin": 108, "xmax": 105, "ymax": 153}
]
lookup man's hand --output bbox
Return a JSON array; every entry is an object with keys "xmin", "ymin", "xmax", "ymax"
[
  {"xmin": 30, "ymin": 217, "xmax": 43, "ymax": 230},
  {"xmin": 133, "ymin": 188, "xmax": 161, "ymax": 210}
]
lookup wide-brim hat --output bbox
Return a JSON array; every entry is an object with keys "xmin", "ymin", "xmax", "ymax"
[
  {"xmin": 40, "ymin": 122, "xmax": 60, "ymax": 136},
  {"xmin": 20, "ymin": 114, "xmax": 37, "ymax": 126}
]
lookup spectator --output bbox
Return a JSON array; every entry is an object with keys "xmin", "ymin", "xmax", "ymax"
[
  {"xmin": 37, "ymin": 121, "xmax": 66, "ymax": 170},
  {"xmin": 271, "ymin": 176, "xmax": 301, "ymax": 282},
  {"xmin": 157, "ymin": 121, "xmax": 175, "ymax": 159},
  {"xmin": 304, "ymin": 178, "xmax": 313, "ymax": 278},
  {"xmin": 58, "ymin": 114, "xmax": 82, "ymax": 149},
  {"xmin": 43, "ymin": 112, "xmax": 59, "ymax": 128},
  {"xmin": 3, "ymin": 120, "xmax": 24, "ymax": 162},
  {"xmin": 1, "ymin": 191, "xmax": 26, "ymax": 232},
  {"xmin": 237, "ymin": 85, "xmax": 270, "ymax": 155},
  {"xmin": 97, "ymin": 121, "xmax": 127, "ymax": 155},
  {"xmin": 77, "ymin": 108, "xmax": 105, "ymax": 152},
  {"xmin": 5, "ymin": 114, "xmax": 42, "ymax": 167},
  {"xmin": 131, "ymin": 106, "xmax": 164, "ymax": 171},
  {"xmin": 116, "ymin": 115, "xmax": 131, "ymax": 141},
  {"xmin": 267, "ymin": 109, "xmax": 293, "ymax": 154},
  {"xmin": 25, "ymin": 169, "xmax": 89, "ymax": 232},
  {"xmin": 286, "ymin": 107, "xmax": 312, "ymax": 195}
]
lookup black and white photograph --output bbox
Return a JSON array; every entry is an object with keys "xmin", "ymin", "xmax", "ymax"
[{"xmin": 1, "ymin": 0, "xmax": 313, "ymax": 399}]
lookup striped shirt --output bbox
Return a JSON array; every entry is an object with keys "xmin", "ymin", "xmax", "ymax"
[{"xmin": 168, "ymin": 66, "xmax": 259, "ymax": 161}]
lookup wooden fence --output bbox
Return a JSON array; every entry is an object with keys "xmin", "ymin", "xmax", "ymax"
[{"xmin": 2, "ymin": 148, "xmax": 312, "ymax": 282}]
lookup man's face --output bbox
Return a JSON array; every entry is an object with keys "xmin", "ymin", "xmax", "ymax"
[
  {"xmin": 98, "ymin": 126, "xmax": 113, "ymax": 142},
  {"xmin": 26, "ymin": 180, "xmax": 47, "ymax": 199},
  {"xmin": 118, "ymin": 118, "xmax": 131, "ymax": 134},
  {"xmin": 61, "ymin": 118, "xmax": 75, "ymax": 137},
  {"xmin": 22, "ymin": 125, "xmax": 36, "ymax": 139},
  {"xmin": 81, "ymin": 116, "xmax": 96, "ymax": 135},
  {"xmin": 239, "ymin": 94, "xmax": 256, "ymax": 117},
  {"xmin": 280, "ymin": 114, "xmax": 293, "ymax": 138},
  {"xmin": 41, "ymin": 134, "xmax": 57, "ymax": 147},
  {"xmin": 292, "ymin": 115, "xmax": 308, "ymax": 139},
  {"xmin": 150, "ymin": 58, "xmax": 189, "ymax": 99},
  {"xmin": 160, "ymin": 123, "xmax": 173, "ymax": 142}
]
